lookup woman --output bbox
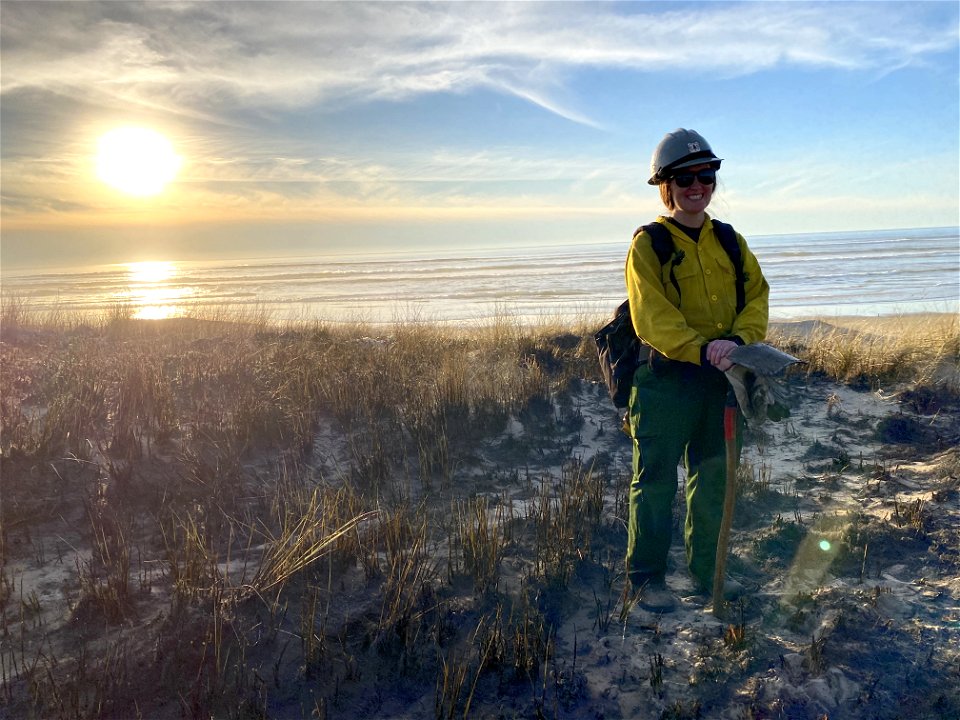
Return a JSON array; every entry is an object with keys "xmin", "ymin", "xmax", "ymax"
[{"xmin": 625, "ymin": 128, "xmax": 769, "ymax": 612}]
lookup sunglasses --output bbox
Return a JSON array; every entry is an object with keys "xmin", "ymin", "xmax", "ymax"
[{"xmin": 671, "ymin": 169, "xmax": 717, "ymax": 188}]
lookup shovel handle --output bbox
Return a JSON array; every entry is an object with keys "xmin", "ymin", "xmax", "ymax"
[
  {"xmin": 713, "ymin": 390, "xmax": 739, "ymax": 617},
  {"xmin": 724, "ymin": 396, "xmax": 738, "ymax": 442}
]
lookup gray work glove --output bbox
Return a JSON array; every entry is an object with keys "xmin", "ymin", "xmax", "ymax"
[
  {"xmin": 724, "ymin": 342, "xmax": 801, "ymax": 428},
  {"xmin": 724, "ymin": 364, "xmax": 792, "ymax": 429}
]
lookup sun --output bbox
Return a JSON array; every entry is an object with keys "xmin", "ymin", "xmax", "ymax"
[{"xmin": 96, "ymin": 127, "xmax": 182, "ymax": 197}]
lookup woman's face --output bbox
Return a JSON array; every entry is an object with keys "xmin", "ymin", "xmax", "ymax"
[{"xmin": 669, "ymin": 163, "xmax": 715, "ymax": 216}]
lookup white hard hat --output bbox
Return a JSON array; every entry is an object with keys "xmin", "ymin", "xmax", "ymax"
[{"xmin": 648, "ymin": 128, "xmax": 723, "ymax": 185}]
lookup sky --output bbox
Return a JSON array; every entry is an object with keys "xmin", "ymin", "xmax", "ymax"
[{"xmin": 1, "ymin": 0, "xmax": 958, "ymax": 268}]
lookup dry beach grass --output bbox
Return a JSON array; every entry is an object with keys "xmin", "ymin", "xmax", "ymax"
[{"xmin": 0, "ymin": 300, "xmax": 958, "ymax": 719}]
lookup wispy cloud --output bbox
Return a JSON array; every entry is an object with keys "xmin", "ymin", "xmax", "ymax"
[
  {"xmin": 1, "ymin": 1, "xmax": 956, "ymax": 237},
  {"xmin": 2, "ymin": 1, "xmax": 956, "ymax": 125}
]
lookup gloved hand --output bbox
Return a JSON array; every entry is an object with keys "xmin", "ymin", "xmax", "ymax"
[{"xmin": 724, "ymin": 364, "xmax": 791, "ymax": 429}]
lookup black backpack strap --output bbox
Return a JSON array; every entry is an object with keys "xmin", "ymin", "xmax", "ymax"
[
  {"xmin": 712, "ymin": 220, "xmax": 746, "ymax": 314},
  {"xmin": 633, "ymin": 222, "xmax": 682, "ymax": 301},
  {"xmin": 634, "ymin": 222, "xmax": 673, "ymax": 265},
  {"xmin": 632, "ymin": 220, "xmax": 744, "ymax": 313}
]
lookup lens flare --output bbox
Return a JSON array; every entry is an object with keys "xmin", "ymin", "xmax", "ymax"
[{"xmin": 781, "ymin": 519, "xmax": 846, "ymax": 602}]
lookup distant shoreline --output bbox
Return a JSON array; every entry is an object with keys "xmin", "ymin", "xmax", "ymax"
[
  {"xmin": 2, "ymin": 224, "xmax": 958, "ymax": 273},
  {"xmin": 4, "ymin": 298, "xmax": 955, "ymax": 343},
  {"xmin": 770, "ymin": 312, "xmax": 958, "ymax": 337},
  {"xmin": 2, "ymin": 224, "xmax": 957, "ymax": 324}
]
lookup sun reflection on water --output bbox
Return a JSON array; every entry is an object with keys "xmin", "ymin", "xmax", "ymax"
[
  {"xmin": 127, "ymin": 261, "xmax": 176, "ymax": 284},
  {"xmin": 123, "ymin": 261, "xmax": 192, "ymax": 319}
]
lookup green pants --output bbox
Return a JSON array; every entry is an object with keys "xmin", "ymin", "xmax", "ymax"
[{"xmin": 625, "ymin": 361, "xmax": 738, "ymax": 587}]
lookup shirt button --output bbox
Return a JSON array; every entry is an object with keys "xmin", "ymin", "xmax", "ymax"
[
  {"xmin": 711, "ymin": 294, "xmax": 718, "ymax": 302},
  {"xmin": 716, "ymin": 323, "xmax": 724, "ymax": 329},
  {"xmin": 705, "ymin": 269, "xmax": 712, "ymax": 275}
]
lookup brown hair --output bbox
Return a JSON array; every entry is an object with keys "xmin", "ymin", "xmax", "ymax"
[{"xmin": 659, "ymin": 180, "xmax": 676, "ymax": 211}]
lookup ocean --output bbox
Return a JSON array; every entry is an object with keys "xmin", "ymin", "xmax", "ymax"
[{"xmin": 1, "ymin": 226, "xmax": 957, "ymax": 325}]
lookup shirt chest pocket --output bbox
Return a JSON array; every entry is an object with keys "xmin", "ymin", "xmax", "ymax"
[
  {"xmin": 709, "ymin": 251, "xmax": 737, "ymax": 280},
  {"xmin": 660, "ymin": 258, "xmax": 702, "ymax": 308},
  {"xmin": 700, "ymin": 253, "xmax": 739, "ymax": 311}
]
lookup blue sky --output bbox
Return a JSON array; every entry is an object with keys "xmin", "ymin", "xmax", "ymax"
[{"xmin": 1, "ymin": 1, "xmax": 958, "ymax": 267}]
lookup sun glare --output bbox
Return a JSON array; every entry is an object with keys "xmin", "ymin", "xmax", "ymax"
[
  {"xmin": 97, "ymin": 127, "xmax": 182, "ymax": 196},
  {"xmin": 127, "ymin": 260, "xmax": 176, "ymax": 284},
  {"xmin": 124, "ymin": 261, "xmax": 189, "ymax": 320}
]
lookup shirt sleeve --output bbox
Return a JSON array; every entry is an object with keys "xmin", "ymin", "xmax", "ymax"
[{"xmin": 625, "ymin": 227, "xmax": 707, "ymax": 365}]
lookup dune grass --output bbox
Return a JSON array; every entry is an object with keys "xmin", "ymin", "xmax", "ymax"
[
  {"xmin": 0, "ymin": 299, "xmax": 956, "ymax": 718},
  {"xmin": 770, "ymin": 313, "xmax": 959, "ymax": 390},
  {"xmin": 0, "ymin": 302, "xmax": 603, "ymax": 718}
]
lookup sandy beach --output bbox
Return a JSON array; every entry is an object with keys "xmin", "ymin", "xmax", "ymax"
[{"xmin": 1, "ymin": 312, "xmax": 957, "ymax": 719}]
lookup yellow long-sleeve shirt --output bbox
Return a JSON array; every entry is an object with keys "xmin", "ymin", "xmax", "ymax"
[{"xmin": 625, "ymin": 215, "xmax": 769, "ymax": 365}]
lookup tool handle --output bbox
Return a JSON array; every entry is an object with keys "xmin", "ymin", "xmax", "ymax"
[
  {"xmin": 713, "ymin": 390, "xmax": 739, "ymax": 617},
  {"xmin": 724, "ymin": 395, "xmax": 738, "ymax": 441}
]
